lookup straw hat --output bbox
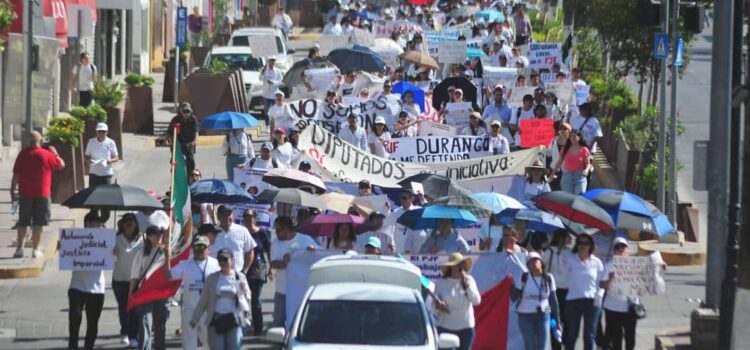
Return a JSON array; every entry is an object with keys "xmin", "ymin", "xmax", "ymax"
[
  {"xmin": 440, "ymin": 253, "xmax": 473, "ymax": 275},
  {"xmin": 525, "ymin": 160, "xmax": 546, "ymax": 172}
]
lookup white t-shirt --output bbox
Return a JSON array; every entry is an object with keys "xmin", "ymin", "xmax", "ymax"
[
  {"xmin": 85, "ymin": 137, "xmax": 118, "ymax": 176},
  {"xmin": 478, "ymin": 224, "xmax": 504, "ymax": 251},
  {"xmin": 338, "ymin": 125, "xmax": 368, "ymax": 151},
  {"xmin": 569, "ymin": 114, "xmax": 603, "ymax": 153},
  {"xmin": 524, "ymin": 181, "xmax": 551, "ymax": 200},
  {"xmin": 214, "ymin": 273, "xmax": 240, "ymax": 314},
  {"xmin": 272, "ymin": 142, "xmax": 298, "ymax": 168},
  {"xmin": 73, "ymin": 64, "xmax": 96, "ymax": 91},
  {"xmin": 562, "ymin": 253, "xmax": 604, "ymax": 300},
  {"xmin": 269, "ymin": 105, "xmax": 297, "ymax": 132},
  {"xmin": 514, "ymin": 273, "xmax": 557, "ymax": 314},
  {"xmin": 387, "ymin": 206, "xmax": 427, "ymax": 253},
  {"xmin": 270, "ymin": 233, "xmax": 319, "ymax": 294},
  {"xmin": 135, "ymin": 210, "xmax": 170, "ymax": 231},
  {"xmin": 113, "ymin": 235, "xmax": 144, "ymax": 282},
  {"xmin": 130, "ymin": 248, "xmax": 165, "ymax": 282},
  {"xmin": 244, "ymin": 157, "xmax": 276, "ymax": 169},
  {"xmin": 211, "ymin": 223, "xmax": 257, "ymax": 272},
  {"xmin": 222, "ymin": 133, "xmax": 254, "ymax": 159},
  {"xmin": 70, "ymin": 271, "xmax": 106, "ymax": 294},
  {"xmin": 510, "ymin": 108, "xmax": 535, "ymax": 145},
  {"xmin": 433, "ymin": 276, "xmax": 481, "ymax": 330},
  {"xmin": 489, "ymin": 134, "xmax": 510, "ymax": 155},
  {"xmin": 338, "ymin": 81, "xmax": 356, "ymax": 96},
  {"xmin": 261, "ymin": 67, "xmax": 283, "ymax": 100},
  {"xmin": 543, "ymin": 247, "xmax": 573, "ymax": 289},
  {"xmin": 171, "ymin": 257, "xmax": 221, "ymax": 309},
  {"xmin": 601, "ymin": 260, "xmax": 631, "ymax": 312},
  {"xmin": 368, "ymin": 132, "xmax": 391, "ymax": 158}
]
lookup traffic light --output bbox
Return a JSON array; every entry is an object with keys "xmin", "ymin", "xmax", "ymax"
[
  {"xmin": 682, "ymin": 4, "xmax": 705, "ymax": 33},
  {"xmin": 637, "ymin": 0, "xmax": 662, "ymax": 27}
]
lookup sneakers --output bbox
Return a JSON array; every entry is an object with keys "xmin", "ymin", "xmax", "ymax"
[
  {"xmin": 31, "ymin": 250, "xmax": 43, "ymax": 258},
  {"xmin": 128, "ymin": 339, "xmax": 139, "ymax": 349},
  {"xmin": 13, "ymin": 248, "xmax": 23, "ymax": 258},
  {"xmin": 120, "ymin": 335, "xmax": 129, "ymax": 345}
]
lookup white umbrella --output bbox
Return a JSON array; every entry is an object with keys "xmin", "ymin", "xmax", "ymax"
[{"xmin": 373, "ymin": 38, "xmax": 404, "ymax": 68}]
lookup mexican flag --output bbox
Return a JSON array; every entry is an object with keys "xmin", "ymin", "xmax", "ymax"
[{"xmin": 128, "ymin": 137, "xmax": 193, "ymax": 310}]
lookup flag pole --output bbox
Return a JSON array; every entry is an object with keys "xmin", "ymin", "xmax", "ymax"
[{"xmin": 168, "ymin": 123, "xmax": 181, "ymax": 247}]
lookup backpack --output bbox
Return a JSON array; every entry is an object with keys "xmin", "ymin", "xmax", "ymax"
[
  {"xmin": 512, "ymin": 272, "xmax": 552, "ymax": 310},
  {"xmin": 249, "ymin": 157, "xmax": 278, "ymax": 168}
]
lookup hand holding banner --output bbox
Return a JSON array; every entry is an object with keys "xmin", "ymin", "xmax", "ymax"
[{"xmin": 519, "ymin": 118, "xmax": 555, "ymax": 148}]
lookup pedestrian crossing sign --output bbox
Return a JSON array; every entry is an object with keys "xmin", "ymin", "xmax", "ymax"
[
  {"xmin": 675, "ymin": 38, "xmax": 684, "ymax": 67},
  {"xmin": 654, "ymin": 33, "xmax": 669, "ymax": 59}
]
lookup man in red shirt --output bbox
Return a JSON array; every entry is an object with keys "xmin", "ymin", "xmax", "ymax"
[{"xmin": 10, "ymin": 131, "xmax": 65, "ymax": 258}]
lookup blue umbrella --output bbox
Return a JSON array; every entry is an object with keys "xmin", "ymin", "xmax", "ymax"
[
  {"xmin": 582, "ymin": 189, "xmax": 675, "ymax": 236},
  {"xmin": 397, "ymin": 205, "xmax": 480, "ymax": 230},
  {"xmin": 199, "ymin": 111, "xmax": 260, "ymax": 130},
  {"xmin": 190, "ymin": 179, "xmax": 254, "ymax": 204},
  {"xmin": 328, "ymin": 45, "xmax": 386, "ymax": 73},
  {"xmin": 475, "ymin": 9, "xmax": 505, "ymax": 22},
  {"xmin": 497, "ymin": 207, "xmax": 565, "ymax": 233},
  {"xmin": 470, "ymin": 192, "xmax": 526, "ymax": 214},
  {"xmin": 392, "ymin": 81, "xmax": 425, "ymax": 113},
  {"xmin": 466, "ymin": 47, "xmax": 486, "ymax": 59}
]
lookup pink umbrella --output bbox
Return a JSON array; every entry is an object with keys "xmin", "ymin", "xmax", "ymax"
[
  {"xmin": 295, "ymin": 213, "xmax": 372, "ymax": 237},
  {"xmin": 261, "ymin": 168, "xmax": 327, "ymax": 194}
]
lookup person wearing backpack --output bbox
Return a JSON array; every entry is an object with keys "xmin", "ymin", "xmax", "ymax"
[
  {"xmin": 239, "ymin": 142, "xmax": 279, "ymax": 170},
  {"xmin": 70, "ymin": 52, "xmax": 97, "ymax": 106},
  {"xmin": 512, "ymin": 252, "xmax": 561, "ymax": 350},
  {"xmin": 222, "ymin": 129, "xmax": 254, "ymax": 181}
]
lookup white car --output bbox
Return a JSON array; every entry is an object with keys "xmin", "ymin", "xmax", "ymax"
[
  {"xmin": 203, "ymin": 46, "xmax": 264, "ymax": 108},
  {"xmin": 229, "ymin": 27, "xmax": 295, "ymax": 72},
  {"xmin": 266, "ymin": 255, "xmax": 460, "ymax": 350}
]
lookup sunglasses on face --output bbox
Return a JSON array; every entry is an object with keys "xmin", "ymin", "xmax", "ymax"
[
  {"xmin": 614, "ymin": 243, "xmax": 627, "ymax": 250},
  {"xmin": 578, "ymin": 241, "xmax": 592, "ymax": 246},
  {"xmin": 400, "ymin": 195, "xmax": 412, "ymax": 200},
  {"xmin": 218, "ymin": 257, "xmax": 229, "ymax": 263},
  {"xmin": 193, "ymin": 245, "xmax": 207, "ymax": 251}
]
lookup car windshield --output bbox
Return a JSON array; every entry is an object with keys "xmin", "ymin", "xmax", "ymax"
[
  {"xmin": 231, "ymin": 35, "xmax": 285, "ymax": 54},
  {"xmin": 210, "ymin": 53, "xmax": 263, "ymax": 71},
  {"xmin": 297, "ymin": 300, "xmax": 427, "ymax": 346}
]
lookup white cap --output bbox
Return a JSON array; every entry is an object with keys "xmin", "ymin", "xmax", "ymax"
[
  {"xmin": 96, "ymin": 122, "xmax": 108, "ymax": 131},
  {"xmin": 526, "ymin": 251, "xmax": 542, "ymax": 264},
  {"xmin": 274, "ymin": 89, "xmax": 285, "ymax": 97},
  {"xmin": 614, "ymin": 237, "xmax": 629, "ymax": 247},
  {"xmin": 374, "ymin": 116, "xmax": 386, "ymax": 125}
]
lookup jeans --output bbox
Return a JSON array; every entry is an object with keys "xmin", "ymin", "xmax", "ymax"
[
  {"xmin": 207, "ymin": 324, "xmax": 242, "ymax": 350},
  {"xmin": 264, "ymin": 98, "xmax": 275, "ymax": 124},
  {"xmin": 273, "ymin": 292, "xmax": 286, "ymax": 328},
  {"xmin": 112, "ymin": 280, "xmax": 139, "ymax": 339},
  {"xmin": 225, "ymin": 154, "xmax": 248, "ymax": 182},
  {"xmin": 551, "ymin": 288, "xmax": 568, "ymax": 350},
  {"xmin": 604, "ymin": 309, "xmax": 637, "ymax": 350},
  {"xmin": 138, "ymin": 299, "xmax": 170, "ymax": 350},
  {"xmin": 79, "ymin": 91, "xmax": 93, "ymax": 106},
  {"xmin": 249, "ymin": 279, "xmax": 265, "ymax": 335},
  {"xmin": 564, "ymin": 298, "xmax": 600, "ymax": 350},
  {"xmin": 68, "ymin": 289, "xmax": 104, "ymax": 350},
  {"xmin": 561, "ymin": 170, "xmax": 587, "ymax": 194},
  {"xmin": 437, "ymin": 327, "xmax": 475, "ymax": 350},
  {"xmin": 181, "ymin": 306, "xmax": 208, "ymax": 350},
  {"xmin": 518, "ymin": 311, "xmax": 550, "ymax": 350},
  {"xmin": 88, "ymin": 174, "xmax": 112, "ymax": 222}
]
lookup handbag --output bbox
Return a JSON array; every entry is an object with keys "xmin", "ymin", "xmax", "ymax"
[
  {"xmin": 628, "ymin": 301, "xmax": 647, "ymax": 319},
  {"xmin": 249, "ymin": 259, "xmax": 268, "ymax": 282},
  {"xmin": 210, "ymin": 313, "xmax": 240, "ymax": 333}
]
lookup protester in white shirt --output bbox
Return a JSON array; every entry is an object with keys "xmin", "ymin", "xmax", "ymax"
[
  {"xmin": 260, "ymin": 57, "xmax": 283, "ymax": 114},
  {"xmin": 85, "ymin": 122, "xmax": 119, "ymax": 222},
  {"xmin": 212, "ymin": 205, "xmax": 257, "ymax": 274},
  {"xmin": 112, "ymin": 213, "xmax": 143, "ymax": 347},
  {"xmin": 561, "ymin": 233, "xmax": 604, "ymax": 350},
  {"xmin": 524, "ymin": 161, "xmax": 552, "ymax": 201},
  {"xmin": 386, "ymin": 189, "xmax": 426, "ymax": 253},
  {"xmin": 508, "ymin": 46, "xmax": 529, "ymax": 68},
  {"xmin": 338, "ymin": 113, "xmax": 368, "ymax": 150},
  {"xmin": 488, "ymin": 120, "xmax": 511, "ymax": 155},
  {"xmin": 569, "ymin": 103, "xmax": 603, "ymax": 153},
  {"xmin": 357, "ymin": 211, "xmax": 396, "ymax": 254},
  {"xmin": 433, "ymin": 253, "xmax": 481, "ymax": 350},
  {"xmin": 129, "ymin": 225, "xmax": 169, "ymax": 350},
  {"xmin": 268, "ymin": 90, "xmax": 296, "ymax": 133},
  {"xmin": 272, "ymin": 128, "xmax": 298, "ymax": 168},
  {"xmin": 392, "ymin": 111, "xmax": 418, "ymax": 138},
  {"xmin": 323, "ymin": 16, "xmax": 343, "ymax": 35},
  {"xmin": 512, "ymin": 252, "xmax": 561, "ymax": 350},
  {"xmin": 337, "ymin": 71, "xmax": 357, "ymax": 97},
  {"xmin": 241, "ymin": 142, "xmax": 278, "ymax": 170},
  {"xmin": 70, "ymin": 52, "xmax": 97, "ymax": 106},
  {"xmin": 543, "ymin": 229, "xmax": 574, "ymax": 350},
  {"xmin": 222, "ymin": 129, "xmax": 255, "ymax": 182},
  {"xmin": 599, "ymin": 237, "xmax": 639, "ymax": 350},
  {"xmin": 460, "ymin": 112, "xmax": 488, "ymax": 137},
  {"xmin": 368, "ymin": 116, "xmax": 392, "ymax": 157},
  {"xmin": 270, "ymin": 216, "xmax": 319, "ymax": 327},
  {"xmin": 510, "ymin": 95, "xmax": 535, "ymax": 146},
  {"xmin": 164, "ymin": 235, "xmax": 220, "ymax": 350},
  {"xmin": 272, "ymin": 7, "xmax": 293, "ymax": 39}
]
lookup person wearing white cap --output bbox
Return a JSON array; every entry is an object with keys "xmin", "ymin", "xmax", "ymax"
[
  {"xmin": 598, "ymin": 237, "xmax": 638, "ymax": 350},
  {"xmin": 240, "ymin": 142, "xmax": 278, "ymax": 170},
  {"xmin": 511, "ymin": 251, "xmax": 561, "ymax": 350},
  {"xmin": 85, "ymin": 122, "xmax": 119, "ymax": 222},
  {"xmin": 367, "ymin": 116, "xmax": 392, "ymax": 158},
  {"xmin": 488, "ymin": 119, "xmax": 510, "ymax": 155},
  {"xmin": 460, "ymin": 111, "xmax": 488, "ymax": 137},
  {"xmin": 268, "ymin": 90, "xmax": 295, "ymax": 133},
  {"xmin": 260, "ymin": 57, "xmax": 283, "ymax": 120}
]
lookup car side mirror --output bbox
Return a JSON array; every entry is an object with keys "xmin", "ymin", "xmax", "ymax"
[
  {"xmin": 266, "ymin": 327, "xmax": 286, "ymax": 343},
  {"xmin": 437, "ymin": 333, "xmax": 460, "ymax": 349}
]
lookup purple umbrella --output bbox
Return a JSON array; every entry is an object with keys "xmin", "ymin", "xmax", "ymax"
[{"xmin": 295, "ymin": 213, "xmax": 371, "ymax": 237}]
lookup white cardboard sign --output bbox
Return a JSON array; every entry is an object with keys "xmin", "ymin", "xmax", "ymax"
[{"xmin": 59, "ymin": 228, "xmax": 116, "ymax": 271}]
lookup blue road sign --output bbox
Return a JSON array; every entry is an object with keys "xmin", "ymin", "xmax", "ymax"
[
  {"xmin": 675, "ymin": 38, "xmax": 684, "ymax": 67},
  {"xmin": 176, "ymin": 7, "xmax": 188, "ymax": 48},
  {"xmin": 654, "ymin": 33, "xmax": 669, "ymax": 60}
]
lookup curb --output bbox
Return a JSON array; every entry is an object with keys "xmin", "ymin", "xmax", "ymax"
[
  {"xmin": 637, "ymin": 241, "xmax": 706, "ymax": 266},
  {"xmin": 591, "ymin": 151, "xmax": 622, "ymax": 190}
]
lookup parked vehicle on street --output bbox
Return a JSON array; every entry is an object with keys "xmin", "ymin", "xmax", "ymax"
[
  {"xmin": 203, "ymin": 46, "xmax": 264, "ymax": 109},
  {"xmin": 229, "ymin": 27, "xmax": 295, "ymax": 72}
]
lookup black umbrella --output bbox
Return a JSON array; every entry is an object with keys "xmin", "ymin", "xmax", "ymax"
[
  {"xmin": 532, "ymin": 191, "xmax": 616, "ymax": 232},
  {"xmin": 432, "ymin": 77, "xmax": 478, "ymax": 111},
  {"xmin": 282, "ymin": 57, "xmax": 337, "ymax": 89},
  {"xmin": 256, "ymin": 188, "xmax": 328, "ymax": 210},
  {"xmin": 63, "ymin": 184, "xmax": 164, "ymax": 211},
  {"xmin": 398, "ymin": 174, "xmax": 471, "ymax": 199},
  {"xmin": 328, "ymin": 45, "xmax": 386, "ymax": 73}
]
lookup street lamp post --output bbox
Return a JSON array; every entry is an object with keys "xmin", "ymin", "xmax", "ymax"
[{"xmin": 24, "ymin": 0, "xmax": 33, "ymax": 133}]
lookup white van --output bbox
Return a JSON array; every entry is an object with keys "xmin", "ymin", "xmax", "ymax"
[
  {"xmin": 229, "ymin": 27, "xmax": 294, "ymax": 72},
  {"xmin": 266, "ymin": 255, "xmax": 460, "ymax": 350}
]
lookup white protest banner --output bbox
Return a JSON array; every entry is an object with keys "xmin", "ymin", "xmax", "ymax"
[
  {"xmin": 541, "ymin": 72, "xmax": 565, "ymax": 84},
  {"xmin": 424, "ymin": 30, "xmax": 460, "ymax": 57},
  {"xmin": 528, "ymin": 42, "xmax": 563, "ymax": 69},
  {"xmin": 59, "ymin": 228, "xmax": 116, "ymax": 271},
  {"xmin": 289, "ymin": 85, "xmax": 324, "ymax": 100},
  {"xmin": 385, "ymin": 136, "xmax": 492, "ymax": 163},
  {"xmin": 373, "ymin": 20, "xmax": 423, "ymax": 38},
  {"xmin": 444, "ymin": 102, "xmax": 473, "ymax": 128},
  {"xmin": 352, "ymin": 28, "xmax": 375, "ymax": 46},
  {"xmin": 544, "ymin": 81, "xmax": 575, "ymax": 106},
  {"xmin": 297, "ymin": 125, "xmax": 543, "ymax": 187},
  {"xmin": 247, "ymin": 34, "xmax": 278, "ymax": 57},
  {"xmin": 318, "ymin": 34, "xmax": 350, "ymax": 55},
  {"xmin": 288, "ymin": 95, "xmax": 401, "ymax": 134},
  {"xmin": 304, "ymin": 67, "xmax": 338, "ymax": 93},
  {"xmin": 442, "ymin": 21, "xmax": 472, "ymax": 37},
  {"xmin": 438, "ymin": 41, "xmax": 467, "ymax": 64},
  {"xmin": 509, "ymin": 86, "xmax": 537, "ymax": 108},
  {"xmin": 341, "ymin": 96, "xmax": 368, "ymax": 106},
  {"xmin": 233, "ymin": 167, "xmax": 271, "ymax": 193},
  {"xmin": 466, "ymin": 37, "xmax": 484, "ymax": 49},
  {"xmin": 576, "ymin": 84, "xmax": 590, "ymax": 104},
  {"xmin": 483, "ymin": 66, "xmax": 518, "ymax": 90},
  {"xmin": 418, "ymin": 120, "xmax": 457, "ymax": 136},
  {"xmin": 608, "ymin": 252, "xmax": 666, "ymax": 298},
  {"xmin": 228, "ymin": 202, "xmax": 274, "ymax": 229}
]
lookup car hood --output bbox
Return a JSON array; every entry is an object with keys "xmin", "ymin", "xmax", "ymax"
[
  {"xmin": 241, "ymin": 70, "xmax": 261, "ymax": 84},
  {"xmin": 289, "ymin": 343, "xmax": 434, "ymax": 350}
]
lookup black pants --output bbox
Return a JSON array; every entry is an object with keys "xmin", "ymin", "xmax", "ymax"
[
  {"xmin": 68, "ymin": 288, "xmax": 104, "ymax": 350},
  {"xmin": 79, "ymin": 91, "xmax": 93, "ymax": 107},
  {"xmin": 249, "ymin": 279, "xmax": 265, "ymax": 335},
  {"xmin": 179, "ymin": 142, "xmax": 195, "ymax": 176},
  {"xmin": 604, "ymin": 309, "xmax": 637, "ymax": 350},
  {"xmin": 551, "ymin": 288, "xmax": 568, "ymax": 350},
  {"xmin": 88, "ymin": 174, "xmax": 112, "ymax": 223},
  {"xmin": 112, "ymin": 280, "xmax": 139, "ymax": 339}
]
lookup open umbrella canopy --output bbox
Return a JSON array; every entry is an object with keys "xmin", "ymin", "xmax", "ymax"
[
  {"xmin": 373, "ymin": 38, "xmax": 404, "ymax": 54},
  {"xmin": 63, "ymin": 184, "xmax": 164, "ymax": 211},
  {"xmin": 262, "ymin": 168, "xmax": 327, "ymax": 194},
  {"xmin": 199, "ymin": 112, "xmax": 260, "ymax": 130},
  {"xmin": 295, "ymin": 213, "xmax": 369, "ymax": 237},
  {"xmin": 328, "ymin": 45, "xmax": 386, "ymax": 73},
  {"xmin": 532, "ymin": 191, "xmax": 616, "ymax": 232},
  {"xmin": 429, "ymin": 195, "xmax": 493, "ymax": 218},
  {"xmin": 475, "ymin": 9, "xmax": 505, "ymax": 22},
  {"xmin": 582, "ymin": 189, "xmax": 675, "ymax": 236},
  {"xmin": 466, "ymin": 47, "xmax": 486, "ymax": 59},
  {"xmin": 256, "ymin": 188, "xmax": 327, "ymax": 210},
  {"xmin": 399, "ymin": 51, "xmax": 440, "ymax": 70},
  {"xmin": 497, "ymin": 207, "xmax": 565, "ymax": 233},
  {"xmin": 392, "ymin": 81, "xmax": 426, "ymax": 113},
  {"xmin": 190, "ymin": 179, "xmax": 253, "ymax": 204},
  {"xmin": 397, "ymin": 205, "xmax": 480, "ymax": 230},
  {"xmin": 282, "ymin": 57, "xmax": 337, "ymax": 87},
  {"xmin": 398, "ymin": 173, "xmax": 472, "ymax": 198},
  {"xmin": 469, "ymin": 192, "xmax": 526, "ymax": 214},
  {"xmin": 432, "ymin": 77, "xmax": 478, "ymax": 110}
]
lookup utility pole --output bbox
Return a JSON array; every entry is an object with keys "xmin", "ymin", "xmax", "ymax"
[
  {"xmin": 24, "ymin": 0, "xmax": 33, "ymax": 133},
  {"xmin": 736, "ymin": 12, "xmax": 750, "ymax": 347},
  {"xmin": 667, "ymin": 0, "xmax": 679, "ymax": 224},
  {"xmin": 705, "ymin": 0, "xmax": 733, "ymax": 307},
  {"xmin": 657, "ymin": 0, "xmax": 670, "ymax": 214}
]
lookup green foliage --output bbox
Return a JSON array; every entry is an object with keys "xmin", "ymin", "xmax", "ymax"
[
  {"xmin": 69, "ymin": 104, "xmax": 108, "ymax": 123},
  {"xmin": 47, "ymin": 115, "xmax": 85, "ymax": 146},
  {"xmin": 572, "ymin": 27, "xmax": 603, "ymax": 74},
  {"xmin": 636, "ymin": 161, "xmax": 661, "ymax": 194},
  {"xmin": 615, "ymin": 109, "xmax": 653, "ymax": 152},
  {"xmin": 207, "ymin": 60, "xmax": 229, "ymax": 75},
  {"xmin": 124, "ymin": 73, "xmax": 155, "ymax": 87},
  {"xmin": 589, "ymin": 72, "xmax": 638, "ymax": 115},
  {"xmin": 91, "ymin": 79, "xmax": 125, "ymax": 108},
  {"xmin": 0, "ymin": 1, "xmax": 16, "ymax": 49}
]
